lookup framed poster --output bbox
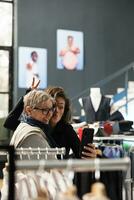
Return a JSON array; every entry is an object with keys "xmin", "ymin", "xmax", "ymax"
[
  {"xmin": 57, "ymin": 29, "xmax": 84, "ymax": 70},
  {"xmin": 18, "ymin": 47, "xmax": 47, "ymax": 89}
]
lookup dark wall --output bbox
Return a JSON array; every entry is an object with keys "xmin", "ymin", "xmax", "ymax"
[{"xmin": 15, "ymin": 0, "xmax": 134, "ymax": 115}]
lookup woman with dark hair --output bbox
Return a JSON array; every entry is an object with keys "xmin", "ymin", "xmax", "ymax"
[
  {"xmin": 45, "ymin": 86, "xmax": 96, "ymax": 159},
  {"xmin": 46, "ymin": 86, "xmax": 71, "ymax": 123}
]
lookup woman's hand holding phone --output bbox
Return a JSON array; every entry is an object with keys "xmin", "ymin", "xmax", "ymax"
[
  {"xmin": 81, "ymin": 143, "xmax": 96, "ymax": 159},
  {"xmin": 80, "ymin": 128, "xmax": 96, "ymax": 159}
]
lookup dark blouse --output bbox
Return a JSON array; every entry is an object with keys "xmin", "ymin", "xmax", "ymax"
[{"xmin": 50, "ymin": 121, "xmax": 80, "ymax": 159}]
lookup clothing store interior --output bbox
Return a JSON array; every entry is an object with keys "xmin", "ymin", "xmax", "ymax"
[{"xmin": 0, "ymin": 0, "xmax": 134, "ymax": 200}]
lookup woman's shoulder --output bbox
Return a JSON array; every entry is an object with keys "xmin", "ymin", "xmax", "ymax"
[
  {"xmin": 57, "ymin": 120, "xmax": 73, "ymax": 129},
  {"xmin": 54, "ymin": 121, "xmax": 74, "ymax": 135}
]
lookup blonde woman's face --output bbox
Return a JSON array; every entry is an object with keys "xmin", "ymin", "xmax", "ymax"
[
  {"xmin": 50, "ymin": 97, "xmax": 65, "ymax": 127},
  {"xmin": 28, "ymin": 99, "xmax": 54, "ymax": 124}
]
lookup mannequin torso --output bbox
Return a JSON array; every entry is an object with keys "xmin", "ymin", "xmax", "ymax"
[
  {"xmin": 90, "ymin": 87, "xmax": 102, "ymax": 112},
  {"xmin": 79, "ymin": 88, "xmax": 111, "ymax": 123}
]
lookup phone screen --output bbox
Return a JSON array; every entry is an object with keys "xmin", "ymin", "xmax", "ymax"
[{"xmin": 80, "ymin": 128, "xmax": 94, "ymax": 156}]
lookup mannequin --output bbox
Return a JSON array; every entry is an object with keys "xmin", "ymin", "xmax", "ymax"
[
  {"xmin": 79, "ymin": 88, "xmax": 102, "ymax": 113},
  {"xmin": 89, "ymin": 88, "xmax": 102, "ymax": 112},
  {"xmin": 79, "ymin": 87, "xmax": 111, "ymax": 123}
]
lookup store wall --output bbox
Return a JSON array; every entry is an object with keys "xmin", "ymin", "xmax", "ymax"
[{"xmin": 15, "ymin": 0, "xmax": 134, "ymax": 115}]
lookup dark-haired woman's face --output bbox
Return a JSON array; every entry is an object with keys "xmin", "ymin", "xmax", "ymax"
[{"xmin": 49, "ymin": 97, "xmax": 65, "ymax": 127}]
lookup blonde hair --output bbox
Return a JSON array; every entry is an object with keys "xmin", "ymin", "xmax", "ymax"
[{"xmin": 23, "ymin": 89, "xmax": 54, "ymax": 109}]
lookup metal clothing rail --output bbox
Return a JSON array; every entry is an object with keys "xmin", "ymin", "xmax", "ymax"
[
  {"xmin": 94, "ymin": 135, "xmax": 134, "ymax": 141},
  {"xmin": 94, "ymin": 136, "xmax": 124, "ymax": 141},
  {"xmin": 16, "ymin": 157, "xmax": 130, "ymax": 172},
  {"xmin": 0, "ymin": 147, "xmax": 66, "ymax": 160},
  {"xmin": 0, "ymin": 147, "xmax": 66, "ymax": 200},
  {"xmin": 16, "ymin": 147, "xmax": 66, "ymax": 155},
  {"xmin": 0, "ymin": 145, "xmax": 15, "ymax": 200},
  {"xmin": 0, "ymin": 147, "xmax": 66, "ymax": 157}
]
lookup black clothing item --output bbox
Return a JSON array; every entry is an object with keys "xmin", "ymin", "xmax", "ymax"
[
  {"xmin": 100, "ymin": 171, "xmax": 123, "ymax": 200},
  {"xmin": 109, "ymin": 110, "xmax": 124, "ymax": 121},
  {"xmin": 50, "ymin": 120, "xmax": 81, "ymax": 159},
  {"xmin": 74, "ymin": 172, "xmax": 95, "ymax": 198},
  {"xmin": 82, "ymin": 95, "xmax": 111, "ymax": 123}
]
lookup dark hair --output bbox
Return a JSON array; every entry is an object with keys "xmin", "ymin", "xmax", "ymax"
[
  {"xmin": 45, "ymin": 86, "xmax": 72, "ymax": 123},
  {"xmin": 68, "ymin": 35, "xmax": 73, "ymax": 39},
  {"xmin": 31, "ymin": 51, "xmax": 38, "ymax": 57}
]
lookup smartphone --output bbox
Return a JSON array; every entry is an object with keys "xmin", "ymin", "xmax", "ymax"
[{"xmin": 80, "ymin": 128, "xmax": 94, "ymax": 156}]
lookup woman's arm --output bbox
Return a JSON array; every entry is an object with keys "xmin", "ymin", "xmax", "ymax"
[
  {"xmin": 4, "ymin": 78, "xmax": 40, "ymax": 131},
  {"xmin": 68, "ymin": 125, "xmax": 97, "ymax": 159},
  {"xmin": 3, "ymin": 97, "xmax": 24, "ymax": 131}
]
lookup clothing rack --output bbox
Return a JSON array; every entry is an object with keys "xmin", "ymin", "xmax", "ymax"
[
  {"xmin": 1, "ymin": 146, "xmax": 130, "ymax": 200},
  {"xmin": 94, "ymin": 135, "xmax": 124, "ymax": 141},
  {"xmin": 0, "ymin": 147, "xmax": 66, "ymax": 200},
  {"xmin": 17, "ymin": 147, "xmax": 66, "ymax": 155},
  {"xmin": 94, "ymin": 135, "xmax": 134, "ymax": 141},
  {"xmin": 0, "ymin": 147, "xmax": 66, "ymax": 160},
  {"xmin": 15, "ymin": 157, "xmax": 130, "ymax": 172},
  {"xmin": 0, "ymin": 146, "xmax": 15, "ymax": 200}
]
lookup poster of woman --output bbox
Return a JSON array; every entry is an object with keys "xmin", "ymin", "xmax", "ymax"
[
  {"xmin": 18, "ymin": 47, "xmax": 47, "ymax": 88},
  {"xmin": 57, "ymin": 29, "xmax": 84, "ymax": 70}
]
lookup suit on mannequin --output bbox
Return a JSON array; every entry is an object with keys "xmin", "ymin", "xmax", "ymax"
[{"xmin": 79, "ymin": 88, "xmax": 111, "ymax": 123}]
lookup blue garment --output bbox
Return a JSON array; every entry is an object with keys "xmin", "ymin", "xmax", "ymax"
[{"xmin": 102, "ymin": 145, "xmax": 123, "ymax": 158}]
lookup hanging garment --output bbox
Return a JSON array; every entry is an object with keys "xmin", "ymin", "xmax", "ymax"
[
  {"xmin": 101, "ymin": 145, "xmax": 123, "ymax": 158},
  {"xmin": 82, "ymin": 95, "xmax": 111, "ymax": 123},
  {"xmin": 1, "ymin": 167, "xmax": 74, "ymax": 200},
  {"xmin": 55, "ymin": 185, "xmax": 80, "ymax": 200},
  {"xmin": 82, "ymin": 181, "xmax": 111, "ymax": 200},
  {"xmin": 100, "ymin": 170, "xmax": 123, "ymax": 200}
]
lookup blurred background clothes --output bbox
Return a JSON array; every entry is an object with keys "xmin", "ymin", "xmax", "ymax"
[{"xmin": 102, "ymin": 145, "xmax": 123, "ymax": 158}]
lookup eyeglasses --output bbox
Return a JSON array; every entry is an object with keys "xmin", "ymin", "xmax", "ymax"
[{"xmin": 34, "ymin": 106, "xmax": 55, "ymax": 115}]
